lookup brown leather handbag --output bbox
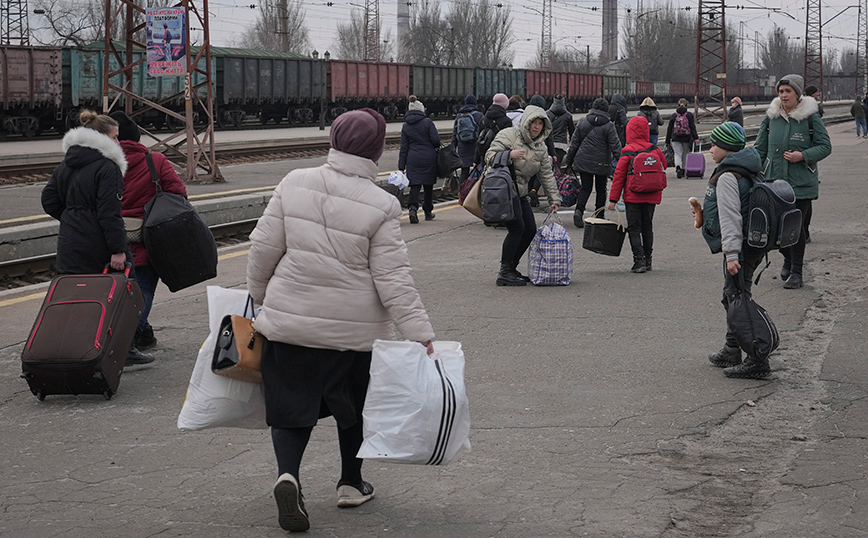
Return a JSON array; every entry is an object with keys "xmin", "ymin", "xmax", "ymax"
[{"xmin": 211, "ymin": 296, "xmax": 263, "ymax": 383}]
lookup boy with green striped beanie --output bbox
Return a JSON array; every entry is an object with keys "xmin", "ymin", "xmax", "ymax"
[{"xmin": 700, "ymin": 121, "xmax": 772, "ymax": 379}]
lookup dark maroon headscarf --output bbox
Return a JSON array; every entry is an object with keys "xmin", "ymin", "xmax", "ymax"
[{"xmin": 329, "ymin": 108, "xmax": 387, "ymax": 162}]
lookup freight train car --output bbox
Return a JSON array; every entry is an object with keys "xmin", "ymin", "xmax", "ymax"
[
  {"xmin": 0, "ymin": 45, "xmax": 62, "ymax": 137},
  {"xmin": 327, "ymin": 60, "xmax": 410, "ymax": 121},
  {"xmin": 410, "ymin": 65, "xmax": 474, "ymax": 116}
]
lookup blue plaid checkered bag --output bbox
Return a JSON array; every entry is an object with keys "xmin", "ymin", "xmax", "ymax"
[{"xmin": 527, "ymin": 213, "xmax": 573, "ymax": 286}]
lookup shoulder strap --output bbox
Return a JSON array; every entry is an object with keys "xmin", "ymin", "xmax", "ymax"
[
  {"xmin": 807, "ymin": 114, "xmax": 814, "ymax": 144},
  {"xmin": 145, "ymin": 153, "xmax": 163, "ymax": 193}
]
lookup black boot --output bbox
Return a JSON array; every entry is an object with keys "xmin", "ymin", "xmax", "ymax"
[
  {"xmin": 134, "ymin": 324, "xmax": 157, "ymax": 350},
  {"xmin": 511, "ymin": 262, "xmax": 531, "ymax": 283},
  {"xmin": 780, "ymin": 260, "xmax": 791, "ymax": 280},
  {"xmin": 496, "ymin": 262, "xmax": 527, "ymax": 286},
  {"xmin": 783, "ymin": 272, "xmax": 803, "ymax": 289},
  {"xmin": 573, "ymin": 209, "xmax": 584, "ymax": 228},
  {"xmin": 676, "ymin": 166, "xmax": 684, "ymax": 179},
  {"xmin": 630, "ymin": 256, "xmax": 646, "ymax": 273},
  {"xmin": 644, "ymin": 255, "xmax": 652, "ymax": 272},
  {"xmin": 723, "ymin": 356, "xmax": 771, "ymax": 379},
  {"xmin": 408, "ymin": 208, "xmax": 419, "ymax": 224},
  {"xmin": 708, "ymin": 345, "xmax": 742, "ymax": 368},
  {"xmin": 424, "ymin": 211, "xmax": 435, "ymax": 221},
  {"xmin": 126, "ymin": 345, "xmax": 155, "ymax": 366}
]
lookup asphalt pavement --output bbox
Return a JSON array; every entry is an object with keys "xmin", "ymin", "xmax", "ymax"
[{"xmin": 0, "ymin": 120, "xmax": 866, "ymax": 538}]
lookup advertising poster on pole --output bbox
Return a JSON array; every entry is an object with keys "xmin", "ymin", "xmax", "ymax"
[{"xmin": 146, "ymin": 8, "xmax": 186, "ymax": 77}]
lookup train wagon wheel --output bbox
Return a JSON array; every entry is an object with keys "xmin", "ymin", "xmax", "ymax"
[
  {"xmin": 230, "ymin": 110, "xmax": 244, "ymax": 128},
  {"xmin": 216, "ymin": 107, "xmax": 230, "ymax": 129}
]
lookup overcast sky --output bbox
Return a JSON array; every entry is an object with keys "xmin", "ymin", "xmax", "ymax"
[{"xmin": 201, "ymin": 0, "xmax": 862, "ymax": 69}]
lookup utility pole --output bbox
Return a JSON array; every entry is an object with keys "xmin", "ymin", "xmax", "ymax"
[
  {"xmin": 634, "ymin": 0, "xmax": 645, "ymax": 82},
  {"xmin": 860, "ymin": 0, "xmax": 868, "ymax": 95},
  {"xmin": 363, "ymin": 0, "xmax": 379, "ymax": 61},
  {"xmin": 601, "ymin": 0, "xmax": 617, "ymax": 62},
  {"xmin": 804, "ymin": 0, "xmax": 823, "ymax": 96},
  {"xmin": 278, "ymin": 0, "xmax": 288, "ymax": 51},
  {"xmin": 103, "ymin": 0, "xmax": 222, "ymax": 182},
  {"xmin": 541, "ymin": 0, "xmax": 552, "ymax": 70},
  {"xmin": 1, "ymin": 0, "xmax": 30, "ymax": 45},
  {"xmin": 694, "ymin": 0, "xmax": 727, "ymax": 120}
]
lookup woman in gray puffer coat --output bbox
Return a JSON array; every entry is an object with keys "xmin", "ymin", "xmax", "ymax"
[{"xmin": 563, "ymin": 98, "xmax": 622, "ymax": 228}]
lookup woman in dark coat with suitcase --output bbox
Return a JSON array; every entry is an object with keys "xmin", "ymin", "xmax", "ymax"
[
  {"xmin": 398, "ymin": 96, "xmax": 440, "ymax": 223},
  {"xmin": 41, "ymin": 109, "xmax": 153, "ymax": 365}
]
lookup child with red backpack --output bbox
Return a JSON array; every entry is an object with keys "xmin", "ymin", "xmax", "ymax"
[{"xmin": 608, "ymin": 116, "xmax": 668, "ymax": 273}]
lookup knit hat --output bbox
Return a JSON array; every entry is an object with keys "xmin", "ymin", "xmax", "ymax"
[
  {"xmin": 109, "ymin": 110, "xmax": 140, "ymax": 142},
  {"xmin": 592, "ymin": 98, "xmax": 609, "ymax": 112},
  {"xmin": 709, "ymin": 121, "xmax": 746, "ymax": 152},
  {"xmin": 730, "ymin": 96, "xmax": 742, "ymax": 106},
  {"xmin": 329, "ymin": 108, "xmax": 387, "ymax": 162},
  {"xmin": 640, "ymin": 97, "xmax": 656, "ymax": 108},
  {"xmin": 529, "ymin": 94, "xmax": 546, "ymax": 108},
  {"xmin": 465, "ymin": 94, "xmax": 477, "ymax": 106},
  {"xmin": 776, "ymin": 74, "xmax": 803, "ymax": 98},
  {"xmin": 407, "ymin": 95, "xmax": 425, "ymax": 112},
  {"xmin": 804, "ymin": 85, "xmax": 819, "ymax": 97},
  {"xmin": 492, "ymin": 93, "xmax": 509, "ymax": 109}
]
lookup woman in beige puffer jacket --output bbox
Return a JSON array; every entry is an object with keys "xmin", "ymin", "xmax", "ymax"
[
  {"xmin": 246, "ymin": 108, "xmax": 434, "ymax": 532},
  {"xmin": 484, "ymin": 104, "xmax": 561, "ymax": 286}
]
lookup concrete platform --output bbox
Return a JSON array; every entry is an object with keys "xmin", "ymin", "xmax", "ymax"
[{"xmin": 0, "ymin": 115, "xmax": 866, "ymax": 537}]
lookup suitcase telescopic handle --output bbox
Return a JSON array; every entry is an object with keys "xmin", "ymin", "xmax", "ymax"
[{"xmin": 103, "ymin": 262, "xmax": 133, "ymax": 277}]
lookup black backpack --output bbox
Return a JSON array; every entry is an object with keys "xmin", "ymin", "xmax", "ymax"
[
  {"xmin": 476, "ymin": 122, "xmax": 501, "ymax": 160},
  {"xmin": 745, "ymin": 176, "xmax": 802, "ymax": 252}
]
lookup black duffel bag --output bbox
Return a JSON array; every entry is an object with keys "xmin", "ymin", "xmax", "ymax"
[
  {"xmin": 142, "ymin": 155, "xmax": 218, "ymax": 292},
  {"xmin": 727, "ymin": 272, "xmax": 779, "ymax": 360},
  {"xmin": 436, "ymin": 144, "xmax": 463, "ymax": 178}
]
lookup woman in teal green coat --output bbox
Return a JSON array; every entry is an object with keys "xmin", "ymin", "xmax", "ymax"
[{"xmin": 754, "ymin": 74, "xmax": 832, "ymax": 290}]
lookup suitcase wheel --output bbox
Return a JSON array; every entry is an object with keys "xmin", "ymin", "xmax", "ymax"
[
  {"xmin": 36, "ymin": 391, "xmax": 46, "ymax": 401},
  {"xmin": 103, "ymin": 389, "xmax": 113, "ymax": 401}
]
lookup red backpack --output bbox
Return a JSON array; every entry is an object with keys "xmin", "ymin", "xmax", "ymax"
[{"xmin": 622, "ymin": 145, "xmax": 667, "ymax": 193}]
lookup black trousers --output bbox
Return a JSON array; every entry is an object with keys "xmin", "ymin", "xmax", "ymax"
[
  {"xmin": 408, "ymin": 184, "xmax": 434, "ymax": 213},
  {"xmin": 625, "ymin": 202, "xmax": 655, "ymax": 258},
  {"xmin": 575, "ymin": 171, "xmax": 608, "ymax": 214},
  {"xmin": 721, "ymin": 247, "xmax": 766, "ymax": 350},
  {"xmin": 501, "ymin": 196, "xmax": 536, "ymax": 266},
  {"xmin": 781, "ymin": 198, "xmax": 813, "ymax": 276}
]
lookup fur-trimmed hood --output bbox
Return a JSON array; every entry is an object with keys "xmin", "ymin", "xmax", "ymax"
[
  {"xmin": 765, "ymin": 95, "xmax": 819, "ymax": 123},
  {"xmin": 62, "ymin": 127, "xmax": 128, "ymax": 176}
]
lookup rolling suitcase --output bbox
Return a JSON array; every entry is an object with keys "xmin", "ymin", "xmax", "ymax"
[
  {"xmin": 685, "ymin": 142, "xmax": 706, "ymax": 179},
  {"xmin": 20, "ymin": 266, "xmax": 144, "ymax": 401}
]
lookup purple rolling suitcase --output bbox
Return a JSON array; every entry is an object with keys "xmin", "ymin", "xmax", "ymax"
[
  {"xmin": 685, "ymin": 142, "xmax": 706, "ymax": 178},
  {"xmin": 20, "ymin": 266, "xmax": 143, "ymax": 401}
]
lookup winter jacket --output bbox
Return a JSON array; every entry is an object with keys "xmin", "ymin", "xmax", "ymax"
[
  {"xmin": 665, "ymin": 105, "xmax": 699, "ymax": 145},
  {"xmin": 474, "ymin": 104, "xmax": 514, "ymax": 164},
  {"xmin": 610, "ymin": 116, "xmax": 666, "ymax": 205},
  {"xmin": 727, "ymin": 104, "xmax": 744, "ymax": 126},
  {"xmin": 484, "ymin": 105, "xmax": 561, "ymax": 206},
  {"xmin": 42, "ymin": 127, "xmax": 130, "ymax": 275},
  {"xmin": 703, "ymin": 146, "xmax": 763, "ymax": 262},
  {"xmin": 850, "ymin": 99, "xmax": 865, "ymax": 119},
  {"xmin": 118, "ymin": 140, "xmax": 187, "ymax": 267},
  {"xmin": 399, "ymin": 110, "xmax": 440, "ymax": 185},
  {"xmin": 608, "ymin": 93, "xmax": 628, "ymax": 145},
  {"xmin": 246, "ymin": 148, "xmax": 435, "ymax": 352},
  {"xmin": 638, "ymin": 105, "xmax": 664, "ymax": 135},
  {"xmin": 754, "ymin": 96, "xmax": 831, "ymax": 200},
  {"xmin": 547, "ymin": 102, "xmax": 576, "ymax": 151},
  {"xmin": 563, "ymin": 108, "xmax": 622, "ymax": 176},
  {"xmin": 451, "ymin": 104, "xmax": 483, "ymax": 168}
]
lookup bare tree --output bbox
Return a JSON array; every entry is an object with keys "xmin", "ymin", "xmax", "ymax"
[
  {"xmin": 526, "ymin": 45, "xmax": 600, "ymax": 73},
  {"xmin": 760, "ymin": 26, "xmax": 803, "ymax": 78},
  {"xmin": 239, "ymin": 0, "xmax": 311, "ymax": 53},
  {"xmin": 333, "ymin": 9, "xmax": 394, "ymax": 61},
  {"xmin": 623, "ymin": 3, "xmax": 697, "ymax": 82},
  {"xmin": 32, "ymin": 0, "xmax": 111, "ymax": 46},
  {"xmin": 400, "ymin": 1, "xmax": 454, "ymax": 64}
]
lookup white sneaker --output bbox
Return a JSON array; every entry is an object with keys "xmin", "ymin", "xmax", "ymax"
[
  {"xmin": 336, "ymin": 479, "xmax": 375, "ymax": 507},
  {"xmin": 274, "ymin": 473, "xmax": 309, "ymax": 531}
]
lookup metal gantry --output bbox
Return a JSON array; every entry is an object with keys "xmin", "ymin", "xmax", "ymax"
[
  {"xmin": 540, "ymin": 0, "xmax": 552, "ymax": 69},
  {"xmin": 694, "ymin": 0, "xmax": 727, "ymax": 119},
  {"xmin": 0, "ymin": 0, "xmax": 30, "ymax": 45},
  {"xmin": 363, "ymin": 0, "xmax": 379, "ymax": 61},
  {"xmin": 103, "ymin": 0, "xmax": 222, "ymax": 183},
  {"xmin": 804, "ymin": 0, "xmax": 823, "ymax": 96},
  {"xmin": 860, "ymin": 0, "xmax": 868, "ymax": 95}
]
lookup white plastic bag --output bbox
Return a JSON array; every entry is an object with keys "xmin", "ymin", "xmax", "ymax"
[
  {"xmin": 388, "ymin": 170, "xmax": 409, "ymax": 190},
  {"xmin": 358, "ymin": 340, "xmax": 471, "ymax": 465},
  {"xmin": 177, "ymin": 286, "xmax": 268, "ymax": 431}
]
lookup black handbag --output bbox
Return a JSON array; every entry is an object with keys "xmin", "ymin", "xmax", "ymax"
[
  {"xmin": 662, "ymin": 144, "xmax": 675, "ymax": 169},
  {"xmin": 727, "ymin": 272, "xmax": 779, "ymax": 360},
  {"xmin": 436, "ymin": 144, "xmax": 463, "ymax": 178},
  {"xmin": 142, "ymin": 154, "xmax": 218, "ymax": 292}
]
